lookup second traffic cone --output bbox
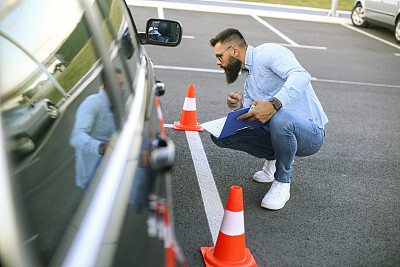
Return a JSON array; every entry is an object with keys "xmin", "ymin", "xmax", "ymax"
[
  {"xmin": 174, "ymin": 84, "xmax": 203, "ymax": 131},
  {"xmin": 200, "ymin": 186, "xmax": 257, "ymax": 267}
]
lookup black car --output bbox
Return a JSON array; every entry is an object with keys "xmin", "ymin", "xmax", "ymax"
[{"xmin": 0, "ymin": 0, "xmax": 185, "ymax": 266}]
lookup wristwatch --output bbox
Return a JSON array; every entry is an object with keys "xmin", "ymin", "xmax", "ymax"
[
  {"xmin": 269, "ymin": 98, "xmax": 282, "ymax": 111},
  {"xmin": 98, "ymin": 143, "xmax": 106, "ymax": 155}
]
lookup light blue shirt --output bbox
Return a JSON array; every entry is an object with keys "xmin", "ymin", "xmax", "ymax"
[
  {"xmin": 70, "ymin": 89, "xmax": 116, "ymax": 189},
  {"xmin": 242, "ymin": 44, "xmax": 328, "ymax": 129}
]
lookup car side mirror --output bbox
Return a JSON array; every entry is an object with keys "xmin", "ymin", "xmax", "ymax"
[{"xmin": 145, "ymin": 19, "xmax": 182, "ymax": 46}]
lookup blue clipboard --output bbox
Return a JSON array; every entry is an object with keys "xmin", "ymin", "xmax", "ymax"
[{"xmin": 201, "ymin": 108, "xmax": 269, "ymax": 139}]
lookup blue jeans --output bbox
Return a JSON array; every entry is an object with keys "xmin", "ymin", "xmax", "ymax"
[{"xmin": 210, "ymin": 110, "xmax": 326, "ymax": 183}]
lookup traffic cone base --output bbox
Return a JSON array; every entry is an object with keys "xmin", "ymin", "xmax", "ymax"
[
  {"xmin": 174, "ymin": 120, "xmax": 203, "ymax": 131},
  {"xmin": 200, "ymin": 247, "xmax": 257, "ymax": 267}
]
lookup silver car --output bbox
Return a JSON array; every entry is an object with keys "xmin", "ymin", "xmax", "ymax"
[
  {"xmin": 351, "ymin": 0, "xmax": 400, "ymax": 43},
  {"xmin": 2, "ymin": 99, "xmax": 60, "ymax": 154},
  {"xmin": 0, "ymin": 0, "xmax": 185, "ymax": 266}
]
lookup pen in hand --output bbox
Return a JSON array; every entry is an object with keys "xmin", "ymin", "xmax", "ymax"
[
  {"xmin": 228, "ymin": 92, "xmax": 243, "ymax": 110},
  {"xmin": 235, "ymin": 92, "xmax": 242, "ymax": 110}
]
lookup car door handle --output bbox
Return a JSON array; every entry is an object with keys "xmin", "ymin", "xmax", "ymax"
[
  {"xmin": 150, "ymin": 136, "xmax": 175, "ymax": 171},
  {"xmin": 154, "ymin": 81, "xmax": 166, "ymax": 96}
]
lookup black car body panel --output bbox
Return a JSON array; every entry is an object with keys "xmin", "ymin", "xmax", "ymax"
[{"xmin": 0, "ymin": 0, "xmax": 185, "ymax": 266}]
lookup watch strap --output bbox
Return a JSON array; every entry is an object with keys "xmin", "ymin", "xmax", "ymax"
[{"xmin": 270, "ymin": 98, "xmax": 282, "ymax": 111}]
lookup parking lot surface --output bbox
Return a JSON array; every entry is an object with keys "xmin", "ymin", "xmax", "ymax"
[{"xmin": 130, "ymin": 1, "xmax": 400, "ymax": 265}]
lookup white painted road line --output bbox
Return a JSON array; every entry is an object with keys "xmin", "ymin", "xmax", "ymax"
[
  {"xmin": 155, "ymin": 65, "xmax": 400, "ymax": 88},
  {"xmin": 185, "ymin": 131, "xmax": 224, "ymax": 245},
  {"xmin": 157, "ymin": 7, "xmax": 196, "ymax": 39},
  {"xmin": 154, "ymin": 65, "xmax": 224, "ymax": 74},
  {"xmin": 251, "ymin": 15, "xmax": 327, "ymax": 50},
  {"xmin": 311, "ymin": 77, "xmax": 400, "ymax": 88},
  {"xmin": 144, "ymin": 4, "xmax": 327, "ymax": 50},
  {"xmin": 157, "ymin": 6, "xmax": 164, "ymax": 19},
  {"xmin": 278, "ymin": 43, "xmax": 327, "ymax": 50},
  {"xmin": 341, "ymin": 23, "xmax": 400, "ymax": 50},
  {"xmin": 252, "ymin": 14, "xmax": 299, "ymax": 47},
  {"xmin": 165, "ymin": 122, "xmax": 224, "ymax": 243}
]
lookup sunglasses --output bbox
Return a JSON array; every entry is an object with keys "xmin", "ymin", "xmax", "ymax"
[{"xmin": 215, "ymin": 46, "xmax": 232, "ymax": 61}]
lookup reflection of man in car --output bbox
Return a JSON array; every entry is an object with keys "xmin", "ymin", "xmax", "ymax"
[{"xmin": 69, "ymin": 71, "xmax": 122, "ymax": 190}]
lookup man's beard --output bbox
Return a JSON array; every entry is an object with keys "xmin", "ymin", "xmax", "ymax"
[{"xmin": 222, "ymin": 56, "xmax": 242, "ymax": 84}]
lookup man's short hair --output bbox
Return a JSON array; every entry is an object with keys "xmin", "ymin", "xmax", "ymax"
[
  {"xmin": 209, "ymin": 28, "xmax": 247, "ymax": 48},
  {"xmin": 101, "ymin": 67, "xmax": 123, "ymax": 90}
]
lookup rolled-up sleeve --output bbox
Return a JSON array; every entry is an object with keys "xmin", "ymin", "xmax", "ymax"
[
  {"xmin": 244, "ymin": 44, "xmax": 328, "ymax": 128},
  {"xmin": 274, "ymin": 70, "xmax": 311, "ymax": 108},
  {"xmin": 266, "ymin": 46, "xmax": 311, "ymax": 108},
  {"xmin": 70, "ymin": 98, "xmax": 101, "ymax": 155}
]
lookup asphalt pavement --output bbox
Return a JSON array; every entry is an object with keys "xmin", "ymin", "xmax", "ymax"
[{"xmin": 129, "ymin": 1, "xmax": 400, "ymax": 266}]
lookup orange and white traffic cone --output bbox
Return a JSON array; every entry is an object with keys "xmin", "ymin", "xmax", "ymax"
[
  {"xmin": 174, "ymin": 84, "xmax": 203, "ymax": 132},
  {"xmin": 201, "ymin": 186, "xmax": 257, "ymax": 267}
]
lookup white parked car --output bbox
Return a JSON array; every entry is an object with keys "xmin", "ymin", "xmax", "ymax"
[{"xmin": 351, "ymin": 0, "xmax": 400, "ymax": 43}]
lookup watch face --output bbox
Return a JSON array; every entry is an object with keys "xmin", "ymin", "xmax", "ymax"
[
  {"xmin": 272, "ymin": 99, "xmax": 281, "ymax": 110},
  {"xmin": 99, "ymin": 143, "xmax": 105, "ymax": 155}
]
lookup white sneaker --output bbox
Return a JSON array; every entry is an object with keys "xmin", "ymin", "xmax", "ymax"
[
  {"xmin": 261, "ymin": 180, "xmax": 290, "ymax": 210},
  {"xmin": 253, "ymin": 159, "xmax": 276, "ymax": 183}
]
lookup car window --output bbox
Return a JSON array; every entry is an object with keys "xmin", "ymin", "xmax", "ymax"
[
  {"xmin": 95, "ymin": 0, "xmax": 141, "ymax": 114},
  {"xmin": 0, "ymin": 0, "xmax": 141, "ymax": 265}
]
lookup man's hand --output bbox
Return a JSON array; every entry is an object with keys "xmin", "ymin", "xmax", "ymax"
[
  {"xmin": 227, "ymin": 92, "xmax": 243, "ymax": 110},
  {"xmin": 237, "ymin": 100, "xmax": 276, "ymax": 123}
]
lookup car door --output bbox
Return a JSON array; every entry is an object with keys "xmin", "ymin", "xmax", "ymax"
[
  {"xmin": 366, "ymin": 0, "xmax": 398, "ymax": 25},
  {"xmin": 380, "ymin": 0, "xmax": 399, "ymax": 25},
  {"xmin": 0, "ymin": 0, "xmax": 183, "ymax": 266},
  {"xmin": 366, "ymin": 0, "xmax": 385, "ymax": 21}
]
